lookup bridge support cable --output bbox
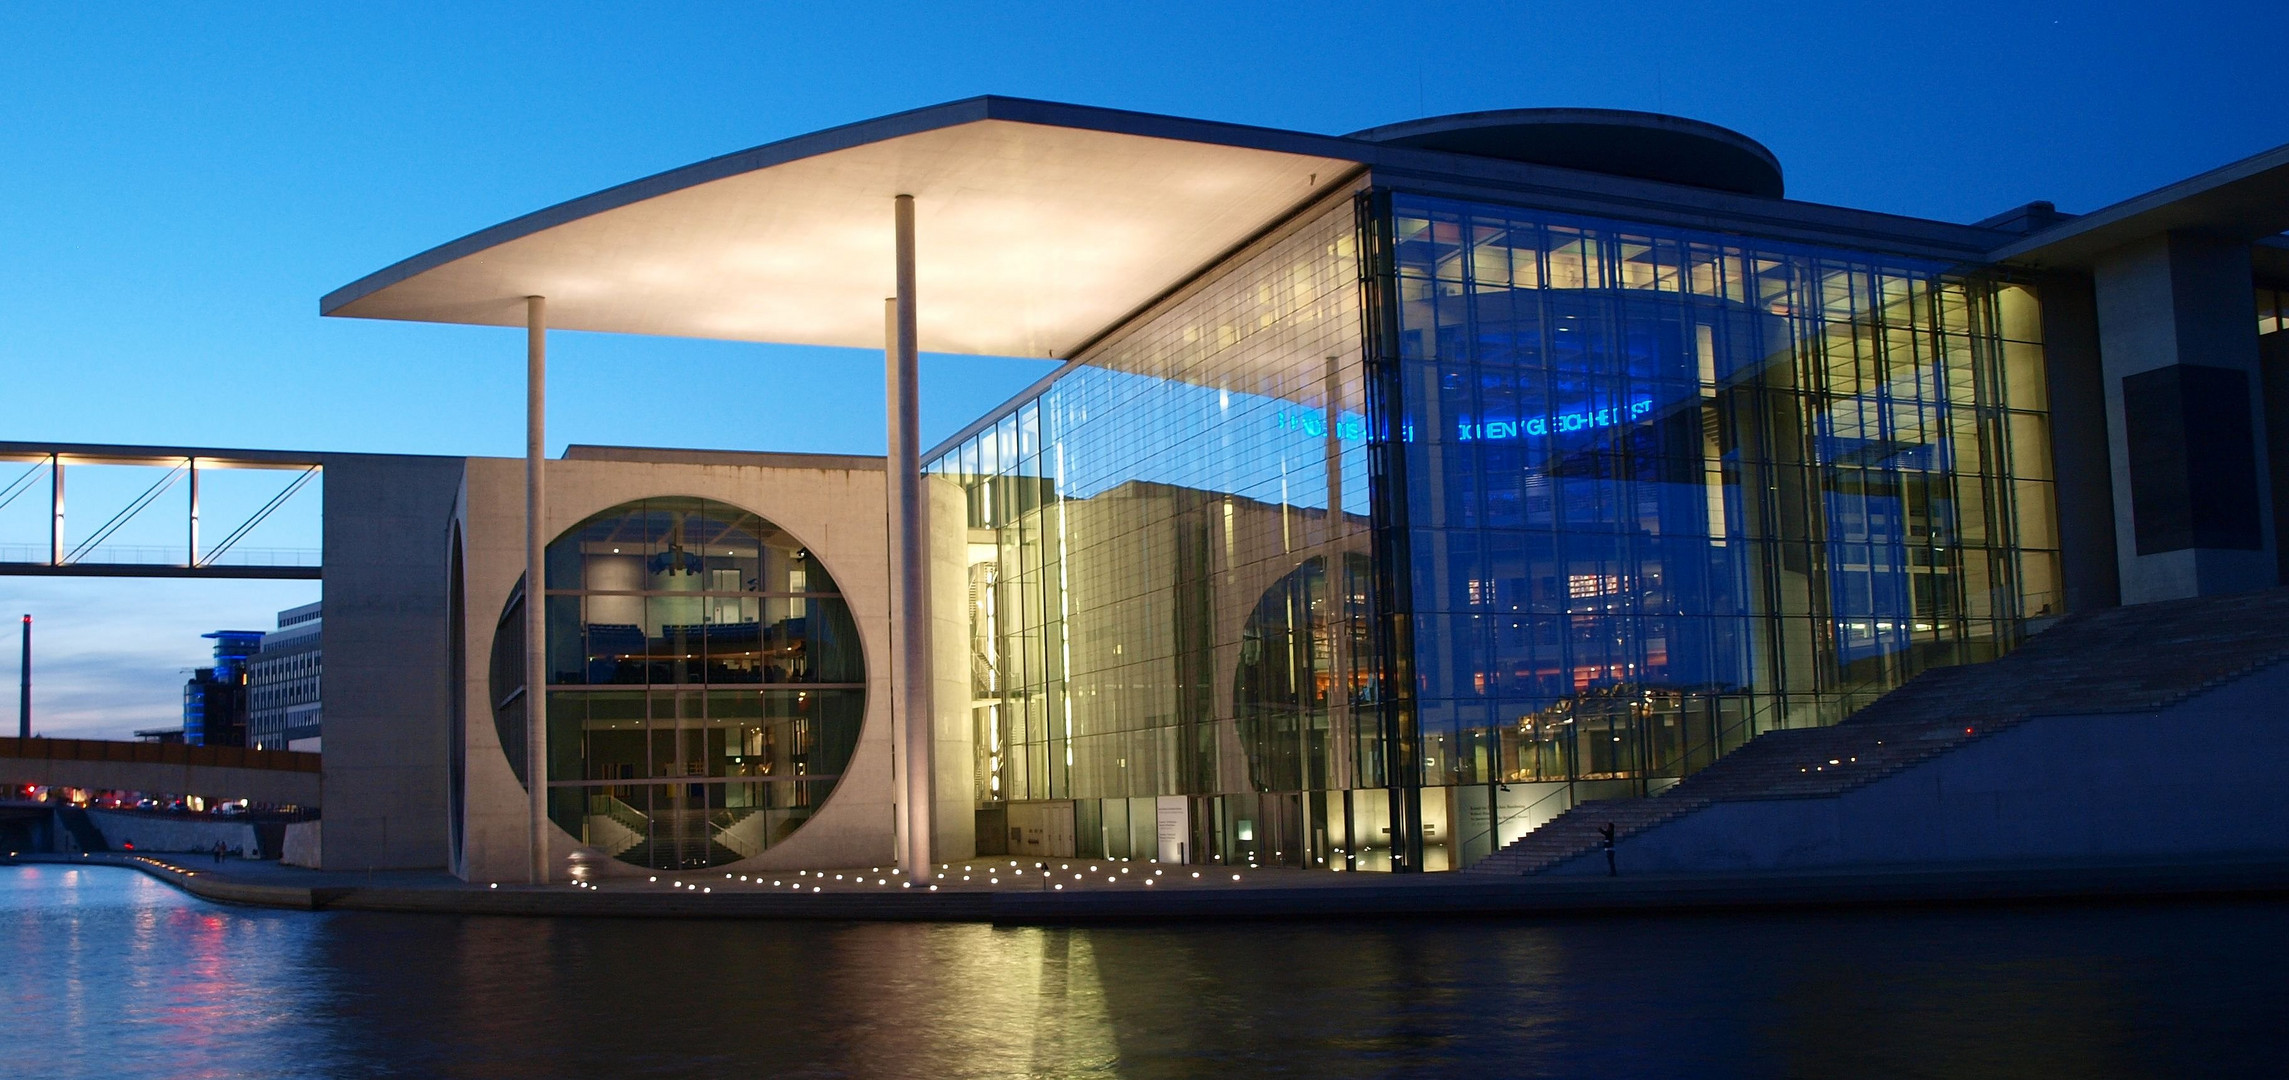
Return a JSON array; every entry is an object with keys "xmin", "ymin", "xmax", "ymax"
[
  {"xmin": 196, "ymin": 465, "xmax": 318, "ymax": 569},
  {"xmin": 0, "ymin": 461, "xmax": 45, "ymax": 512},
  {"xmin": 0, "ymin": 444, "xmax": 324, "ymax": 580},
  {"xmin": 62, "ymin": 461, "xmax": 188, "ymax": 565}
]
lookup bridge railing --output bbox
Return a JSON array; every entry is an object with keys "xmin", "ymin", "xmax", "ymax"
[
  {"xmin": 0, "ymin": 737, "xmax": 320, "ymax": 774},
  {"xmin": 0, "ymin": 544, "xmax": 320, "ymax": 569}
]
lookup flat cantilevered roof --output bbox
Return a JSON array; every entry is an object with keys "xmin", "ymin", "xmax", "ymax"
[
  {"xmin": 1991, "ymin": 141, "xmax": 2289, "ymax": 269},
  {"xmin": 322, "ymin": 97, "xmax": 1367, "ymax": 359}
]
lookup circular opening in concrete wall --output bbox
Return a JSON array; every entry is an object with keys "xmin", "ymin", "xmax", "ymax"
[{"xmin": 488, "ymin": 496, "xmax": 865, "ymax": 871}]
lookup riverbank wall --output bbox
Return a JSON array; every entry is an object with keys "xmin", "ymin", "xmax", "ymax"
[
  {"xmin": 13, "ymin": 851, "xmax": 2288, "ymax": 926},
  {"xmin": 84, "ymin": 809, "xmax": 263, "ymax": 857}
]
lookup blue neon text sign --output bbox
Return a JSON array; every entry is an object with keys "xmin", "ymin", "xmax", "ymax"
[{"xmin": 1457, "ymin": 398, "xmax": 1655, "ymax": 441}]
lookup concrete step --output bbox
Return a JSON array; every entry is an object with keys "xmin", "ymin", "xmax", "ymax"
[{"xmin": 1465, "ymin": 586, "xmax": 2289, "ymax": 876}]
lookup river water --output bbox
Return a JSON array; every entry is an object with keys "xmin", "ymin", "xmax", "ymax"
[{"xmin": 4, "ymin": 864, "xmax": 2285, "ymax": 1079}]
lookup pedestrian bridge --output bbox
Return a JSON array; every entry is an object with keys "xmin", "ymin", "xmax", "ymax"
[
  {"xmin": 0, "ymin": 442, "xmax": 322, "ymax": 580},
  {"xmin": 0, "ymin": 736, "xmax": 320, "ymax": 806}
]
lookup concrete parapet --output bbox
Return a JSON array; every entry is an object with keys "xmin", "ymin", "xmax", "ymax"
[
  {"xmin": 84, "ymin": 809, "xmax": 259, "ymax": 856},
  {"xmin": 282, "ymin": 820, "xmax": 321, "ymax": 867}
]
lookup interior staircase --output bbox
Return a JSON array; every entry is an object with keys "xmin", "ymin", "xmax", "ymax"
[
  {"xmin": 614, "ymin": 808, "xmax": 744, "ymax": 870},
  {"xmin": 1466, "ymin": 586, "xmax": 2289, "ymax": 876}
]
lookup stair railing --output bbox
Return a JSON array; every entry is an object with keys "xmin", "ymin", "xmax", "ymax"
[
  {"xmin": 587, "ymin": 793, "xmax": 649, "ymax": 834},
  {"xmin": 1458, "ymin": 782, "xmax": 1580, "ymax": 867},
  {"xmin": 709, "ymin": 807, "xmax": 765, "ymax": 860}
]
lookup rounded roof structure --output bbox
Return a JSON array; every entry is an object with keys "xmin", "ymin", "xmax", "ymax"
[{"xmin": 1347, "ymin": 108, "xmax": 1784, "ymax": 199}]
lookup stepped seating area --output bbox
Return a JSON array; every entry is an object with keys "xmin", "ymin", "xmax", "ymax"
[{"xmin": 1467, "ymin": 587, "xmax": 2289, "ymax": 876}]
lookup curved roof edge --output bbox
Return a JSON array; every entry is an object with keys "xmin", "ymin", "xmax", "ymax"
[
  {"xmin": 319, "ymin": 96, "xmax": 1374, "ymax": 318},
  {"xmin": 321, "ymin": 96, "xmax": 2012, "ymax": 356},
  {"xmin": 1348, "ymin": 108, "xmax": 1784, "ymax": 198}
]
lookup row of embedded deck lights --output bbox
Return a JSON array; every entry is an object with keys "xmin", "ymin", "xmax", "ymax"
[
  {"xmin": 494, "ymin": 858, "xmax": 1252, "ymax": 894},
  {"xmin": 19, "ymin": 852, "xmax": 205, "ymax": 879}
]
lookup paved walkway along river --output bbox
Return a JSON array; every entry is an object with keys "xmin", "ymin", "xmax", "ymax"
[{"xmin": 12, "ymin": 849, "xmax": 2289, "ymax": 923}]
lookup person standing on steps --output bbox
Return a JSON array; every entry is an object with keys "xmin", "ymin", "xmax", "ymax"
[{"xmin": 1599, "ymin": 822, "xmax": 1617, "ymax": 876}]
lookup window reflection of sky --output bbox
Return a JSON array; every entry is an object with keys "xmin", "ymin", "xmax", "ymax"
[{"xmin": 941, "ymin": 365, "xmax": 1373, "ymax": 519}]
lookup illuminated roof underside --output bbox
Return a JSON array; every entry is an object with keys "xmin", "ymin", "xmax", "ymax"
[{"xmin": 323, "ymin": 104, "xmax": 1358, "ymax": 358}]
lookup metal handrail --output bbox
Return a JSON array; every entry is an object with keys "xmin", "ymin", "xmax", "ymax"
[{"xmin": 1457, "ymin": 781, "xmax": 1577, "ymax": 859}]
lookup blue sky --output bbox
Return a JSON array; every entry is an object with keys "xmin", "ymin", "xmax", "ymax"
[{"xmin": 2, "ymin": 1, "xmax": 2283, "ymax": 737}]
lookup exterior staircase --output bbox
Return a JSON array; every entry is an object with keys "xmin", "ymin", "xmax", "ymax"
[{"xmin": 1467, "ymin": 586, "xmax": 2289, "ymax": 876}]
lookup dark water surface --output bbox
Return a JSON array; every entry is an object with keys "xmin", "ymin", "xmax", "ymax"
[{"xmin": 6, "ymin": 864, "xmax": 2286, "ymax": 1079}]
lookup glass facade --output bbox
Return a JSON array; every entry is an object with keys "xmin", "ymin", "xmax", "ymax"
[
  {"xmin": 930, "ymin": 197, "xmax": 1384, "ymax": 870},
  {"xmin": 934, "ymin": 184, "xmax": 2060, "ymax": 872},
  {"xmin": 493, "ymin": 497, "xmax": 864, "ymax": 871},
  {"xmin": 1376, "ymin": 193, "xmax": 2057, "ymax": 866}
]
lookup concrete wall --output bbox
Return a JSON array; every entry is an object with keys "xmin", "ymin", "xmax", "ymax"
[
  {"xmin": 927, "ymin": 474, "xmax": 976, "ymax": 864},
  {"xmin": 319, "ymin": 453, "xmax": 466, "ymax": 871},
  {"xmin": 1550, "ymin": 661, "xmax": 2289, "ymax": 874},
  {"xmin": 2261, "ymin": 331, "xmax": 2289, "ymax": 586},
  {"xmin": 455, "ymin": 452, "xmax": 912, "ymax": 882},
  {"xmin": 282, "ymin": 820, "xmax": 320, "ymax": 867},
  {"xmin": 2092, "ymin": 232, "xmax": 2276, "ymax": 602},
  {"xmin": 85, "ymin": 809, "xmax": 259, "ymax": 856},
  {"xmin": 2037, "ymin": 270, "xmax": 2121, "ymax": 612}
]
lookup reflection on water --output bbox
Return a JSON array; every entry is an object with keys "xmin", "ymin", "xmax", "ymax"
[{"xmin": 4, "ymin": 865, "xmax": 2286, "ymax": 1078}]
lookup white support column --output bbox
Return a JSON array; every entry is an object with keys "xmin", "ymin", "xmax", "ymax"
[
  {"xmin": 49, "ymin": 455, "xmax": 62, "ymax": 567},
  {"xmin": 187, "ymin": 458, "xmax": 200, "ymax": 568},
  {"xmin": 885, "ymin": 299, "xmax": 912, "ymax": 870},
  {"xmin": 525, "ymin": 295, "xmax": 550, "ymax": 884},
  {"xmin": 885, "ymin": 194, "xmax": 934, "ymax": 882}
]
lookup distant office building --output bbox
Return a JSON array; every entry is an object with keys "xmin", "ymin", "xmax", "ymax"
[
  {"xmin": 183, "ymin": 629, "xmax": 263, "ymax": 747},
  {"xmin": 249, "ymin": 602, "xmax": 322, "ymax": 751}
]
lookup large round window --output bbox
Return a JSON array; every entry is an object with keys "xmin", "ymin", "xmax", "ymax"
[{"xmin": 495, "ymin": 496, "xmax": 864, "ymax": 871}]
